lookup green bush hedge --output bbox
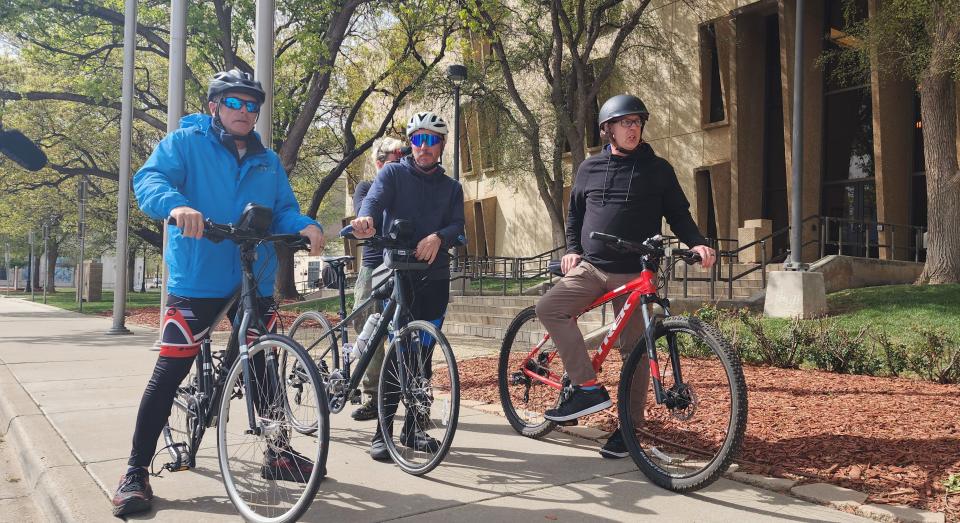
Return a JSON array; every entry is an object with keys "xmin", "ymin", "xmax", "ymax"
[{"xmin": 688, "ymin": 305, "xmax": 960, "ymax": 384}]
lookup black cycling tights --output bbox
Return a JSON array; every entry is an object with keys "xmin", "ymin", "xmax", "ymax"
[{"xmin": 128, "ymin": 294, "xmax": 277, "ymax": 468}]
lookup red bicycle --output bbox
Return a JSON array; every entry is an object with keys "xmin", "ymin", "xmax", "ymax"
[{"xmin": 498, "ymin": 232, "xmax": 747, "ymax": 492}]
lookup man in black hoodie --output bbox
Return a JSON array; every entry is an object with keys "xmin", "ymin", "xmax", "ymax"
[
  {"xmin": 536, "ymin": 94, "xmax": 716, "ymax": 458},
  {"xmin": 351, "ymin": 110, "xmax": 465, "ymax": 460}
]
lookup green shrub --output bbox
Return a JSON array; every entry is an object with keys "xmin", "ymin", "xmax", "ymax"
[
  {"xmin": 907, "ymin": 329, "xmax": 960, "ymax": 384},
  {"xmin": 807, "ymin": 322, "xmax": 873, "ymax": 374},
  {"xmin": 737, "ymin": 312, "xmax": 809, "ymax": 368},
  {"xmin": 873, "ymin": 332, "xmax": 909, "ymax": 377}
]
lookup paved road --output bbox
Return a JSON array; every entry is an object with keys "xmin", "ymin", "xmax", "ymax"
[{"xmin": 0, "ymin": 296, "xmax": 867, "ymax": 522}]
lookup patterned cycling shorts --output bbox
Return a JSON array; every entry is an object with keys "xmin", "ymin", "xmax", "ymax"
[{"xmin": 159, "ymin": 294, "xmax": 278, "ymax": 358}]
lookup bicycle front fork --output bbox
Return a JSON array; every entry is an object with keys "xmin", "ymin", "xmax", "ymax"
[{"xmin": 639, "ymin": 297, "xmax": 684, "ymax": 407}]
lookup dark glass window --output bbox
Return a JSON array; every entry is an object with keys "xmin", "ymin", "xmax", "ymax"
[{"xmin": 823, "ymin": 86, "xmax": 875, "ymax": 182}]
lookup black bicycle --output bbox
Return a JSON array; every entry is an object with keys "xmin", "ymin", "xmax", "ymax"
[
  {"xmin": 161, "ymin": 204, "xmax": 329, "ymax": 523},
  {"xmin": 285, "ymin": 219, "xmax": 460, "ymax": 475}
]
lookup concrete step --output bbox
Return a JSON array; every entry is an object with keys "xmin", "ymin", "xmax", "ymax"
[
  {"xmin": 445, "ymin": 312, "xmax": 604, "ymax": 332},
  {"xmin": 451, "ymin": 295, "xmax": 539, "ymax": 308}
]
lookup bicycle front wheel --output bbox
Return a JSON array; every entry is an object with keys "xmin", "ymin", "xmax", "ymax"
[
  {"xmin": 498, "ymin": 306, "xmax": 563, "ymax": 438},
  {"xmin": 285, "ymin": 311, "xmax": 339, "ymax": 433},
  {"xmin": 218, "ymin": 335, "xmax": 330, "ymax": 523},
  {"xmin": 378, "ymin": 320, "xmax": 459, "ymax": 475},
  {"xmin": 618, "ymin": 316, "xmax": 747, "ymax": 492}
]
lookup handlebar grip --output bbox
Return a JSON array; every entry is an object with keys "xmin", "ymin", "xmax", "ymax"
[
  {"xmin": 339, "ymin": 224, "xmax": 356, "ymax": 239},
  {"xmin": 168, "ymin": 216, "xmax": 178, "ymax": 227},
  {"xmin": 589, "ymin": 231, "xmax": 619, "ymax": 243}
]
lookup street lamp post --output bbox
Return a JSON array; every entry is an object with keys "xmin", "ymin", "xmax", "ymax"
[
  {"xmin": 446, "ymin": 64, "xmax": 467, "ymax": 276},
  {"xmin": 446, "ymin": 64, "xmax": 467, "ymax": 183},
  {"xmin": 42, "ymin": 223, "xmax": 49, "ymax": 304}
]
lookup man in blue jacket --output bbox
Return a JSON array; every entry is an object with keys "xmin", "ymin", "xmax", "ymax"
[
  {"xmin": 351, "ymin": 111, "xmax": 465, "ymax": 460},
  {"xmin": 111, "ymin": 69, "xmax": 324, "ymax": 518}
]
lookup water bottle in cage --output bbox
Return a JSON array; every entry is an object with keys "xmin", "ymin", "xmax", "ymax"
[{"xmin": 352, "ymin": 313, "xmax": 381, "ymax": 360}]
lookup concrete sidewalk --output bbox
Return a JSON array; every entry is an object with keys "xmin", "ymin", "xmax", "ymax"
[{"xmin": 0, "ymin": 296, "xmax": 867, "ymax": 522}]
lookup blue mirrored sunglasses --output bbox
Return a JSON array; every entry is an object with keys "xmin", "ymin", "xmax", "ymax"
[
  {"xmin": 410, "ymin": 133, "xmax": 442, "ymax": 147},
  {"xmin": 222, "ymin": 96, "xmax": 261, "ymax": 113}
]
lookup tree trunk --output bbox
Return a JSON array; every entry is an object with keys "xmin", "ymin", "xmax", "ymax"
[
  {"xmin": 128, "ymin": 247, "xmax": 137, "ymax": 291},
  {"xmin": 45, "ymin": 241, "xmax": 59, "ymax": 292},
  {"xmin": 918, "ymin": 15, "xmax": 960, "ymax": 284},
  {"xmin": 274, "ymin": 244, "xmax": 299, "ymax": 300},
  {"xmin": 31, "ymin": 253, "xmax": 40, "ymax": 291}
]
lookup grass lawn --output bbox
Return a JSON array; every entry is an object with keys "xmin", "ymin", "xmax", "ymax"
[
  {"xmin": 741, "ymin": 283, "xmax": 960, "ymax": 345},
  {"xmin": 7, "ymin": 287, "xmax": 162, "ymax": 314}
]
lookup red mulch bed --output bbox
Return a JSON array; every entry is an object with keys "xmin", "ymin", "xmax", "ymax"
[
  {"xmin": 458, "ymin": 353, "xmax": 960, "ymax": 519},
  {"xmin": 101, "ymin": 305, "xmax": 335, "ymax": 334}
]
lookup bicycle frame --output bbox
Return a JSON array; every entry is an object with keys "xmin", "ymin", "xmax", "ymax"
[
  {"xmin": 165, "ymin": 244, "xmax": 285, "ymax": 470},
  {"xmin": 516, "ymin": 260, "xmax": 678, "ymax": 407}
]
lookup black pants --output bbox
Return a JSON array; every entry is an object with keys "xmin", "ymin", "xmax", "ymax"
[
  {"xmin": 128, "ymin": 294, "xmax": 278, "ymax": 467},
  {"xmin": 374, "ymin": 277, "xmax": 449, "ymax": 442}
]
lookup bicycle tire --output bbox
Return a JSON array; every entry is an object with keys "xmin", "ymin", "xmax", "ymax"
[
  {"xmin": 618, "ymin": 316, "xmax": 747, "ymax": 492},
  {"xmin": 288, "ymin": 310, "xmax": 340, "ymax": 381},
  {"xmin": 217, "ymin": 334, "xmax": 330, "ymax": 523},
  {"xmin": 162, "ymin": 379, "xmax": 199, "ymax": 469},
  {"xmin": 377, "ymin": 320, "xmax": 459, "ymax": 475},
  {"xmin": 497, "ymin": 306, "xmax": 562, "ymax": 439},
  {"xmin": 285, "ymin": 311, "xmax": 339, "ymax": 429}
]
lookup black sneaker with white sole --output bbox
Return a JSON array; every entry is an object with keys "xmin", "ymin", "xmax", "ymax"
[
  {"xmin": 543, "ymin": 385, "xmax": 612, "ymax": 422},
  {"xmin": 599, "ymin": 428, "xmax": 629, "ymax": 459}
]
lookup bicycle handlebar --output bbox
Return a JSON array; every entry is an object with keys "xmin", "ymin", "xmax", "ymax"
[
  {"xmin": 588, "ymin": 232, "xmax": 702, "ymax": 265},
  {"xmin": 169, "ymin": 216, "xmax": 311, "ymax": 250}
]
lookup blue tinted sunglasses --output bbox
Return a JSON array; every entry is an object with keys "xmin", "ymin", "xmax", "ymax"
[
  {"xmin": 410, "ymin": 133, "xmax": 443, "ymax": 147},
  {"xmin": 221, "ymin": 96, "xmax": 261, "ymax": 113}
]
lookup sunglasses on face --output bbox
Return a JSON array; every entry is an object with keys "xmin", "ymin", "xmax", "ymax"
[
  {"xmin": 221, "ymin": 96, "xmax": 261, "ymax": 113},
  {"xmin": 410, "ymin": 133, "xmax": 443, "ymax": 147}
]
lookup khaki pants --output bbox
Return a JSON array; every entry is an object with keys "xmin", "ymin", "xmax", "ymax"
[
  {"xmin": 535, "ymin": 261, "xmax": 651, "ymax": 425},
  {"xmin": 353, "ymin": 266, "xmax": 384, "ymax": 402}
]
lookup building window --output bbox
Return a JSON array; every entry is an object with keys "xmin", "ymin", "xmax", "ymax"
[
  {"xmin": 479, "ymin": 105, "xmax": 498, "ymax": 170},
  {"xmin": 699, "ymin": 22, "xmax": 726, "ymax": 125}
]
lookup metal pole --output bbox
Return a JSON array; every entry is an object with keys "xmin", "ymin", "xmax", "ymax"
[
  {"xmin": 42, "ymin": 224, "xmax": 48, "ymax": 304},
  {"xmin": 254, "ymin": 0, "xmax": 275, "ymax": 142},
  {"xmin": 787, "ymin": 0, "xmax": 806, "ymax": 271},
  {"xmin": 77, "ymin": 177, "xmax": 85, "ymax": 312},
  {"xmin": 157, "ymin": 0, "xmax": 188, "ymax": 331},
  {"xmin": 28, "ymin": 230, "xmax": 34, "ymax": 300},
  {"xmin": 452, "ymin": 84, "xmax": 460, "ymax": 182},
  {"xmin": 108, "ymin": 0, "xmax": 136, "ymax": 335}
]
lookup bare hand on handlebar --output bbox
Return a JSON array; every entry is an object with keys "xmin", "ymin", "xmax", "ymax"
[
  {"xmin": 170, "ymin": 206, "xmax": 204, "ymax": 239},
  {"xmin": 299, "ymin": 224, "xmax": 326, "ymax": 256},
  {"xmin": 350, "ymin": 216, "xmax": 376, "ymax": 239},
  {"xmin": 690, "ymin": 245, "xmax": 716, "ymax": 269}
]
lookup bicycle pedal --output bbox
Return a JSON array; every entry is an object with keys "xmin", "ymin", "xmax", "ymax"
[{"xmin": 557, "ymin": 419, "xmax": 579, "ymax": 427}]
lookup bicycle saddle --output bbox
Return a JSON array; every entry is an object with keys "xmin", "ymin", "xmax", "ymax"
[{"xmin": 321, "ymin": 255, "xmax": 354, "ymax": 267}]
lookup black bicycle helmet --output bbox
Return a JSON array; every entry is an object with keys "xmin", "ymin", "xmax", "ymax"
[
  {"xmin": 207, "ymin": 69, "xmax": 266, "ymax": 103},
  {"xmin": 598, "ymin": 94, "xmax": 649, "ymax": 127}
]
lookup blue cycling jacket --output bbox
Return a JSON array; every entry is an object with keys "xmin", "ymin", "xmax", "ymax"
[{"xmin": 134, "ymin": 113, "xmax": 320, "ymax": 298}]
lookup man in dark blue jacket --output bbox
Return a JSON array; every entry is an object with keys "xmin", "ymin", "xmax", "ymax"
[{"xmin": 350, "ymin": 111, "xmax": 465, "ymax": 460}]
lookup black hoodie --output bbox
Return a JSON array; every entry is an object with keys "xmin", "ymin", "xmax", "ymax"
[{"xmin": 566, "ymin": 143, "xmax": 707, "ymax": 273}]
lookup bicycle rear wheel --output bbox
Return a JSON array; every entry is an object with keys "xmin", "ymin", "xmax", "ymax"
[
  {"xmin": 378, "ymin": 320, "xmax": 459, "ymax": 475},
  {"xmin": 162, "ymin": 377, "xmax": 199, "ymax": 470},
  {"xmin": 618, "ymin": 316, "xmax": 747, "ymax": 492},
  {"xmin": 285, "ymin": 311, "xmax": 339, "ymax": 432},
  {"xmin": 497, "ymin": 306, "xmax": 563, "ymax": 438},
  {"xmin": 218, "ymin": 335, "xmax": 329, "ymax": 523}
]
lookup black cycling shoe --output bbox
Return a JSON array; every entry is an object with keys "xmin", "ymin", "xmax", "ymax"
[
  {"xmin": 261, "ymin": 447, "xmax": 317, "ymax": 483},
  {"xmin": 370, "ymin": 432, "xmax": 391, "ymax": 461},
  {"xmin": 111, "ymin": 468, "xmax": 153, "ymax": 518},
  {"xmin": 351, "ymin": 399, "xmax": 377, "ymax": 421},
  {"xmin": 599, "ymin": 428, "xmax": 629, "ymax": 459},
  {"xmin": 543, "ymin": 385, "xmax": 612, "ymax": 422},
  {"xmin": 401, "ymin": 425, "xmax": 441, "ymax": 453}
]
